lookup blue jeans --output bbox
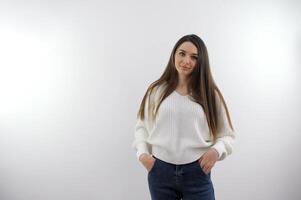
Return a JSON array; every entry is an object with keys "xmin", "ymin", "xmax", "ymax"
[{"xmin": 148, "ymin": 156, "xmax": 215, "ymax": 200}]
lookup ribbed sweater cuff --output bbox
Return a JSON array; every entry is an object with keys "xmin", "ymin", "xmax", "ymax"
[
  {"xmin": 211, "ymin": 140, "xmax": 226, "ymax": 160},
  {"xmin": 135, "ymin": 142, "xmax": 150, "ymax": 160}
]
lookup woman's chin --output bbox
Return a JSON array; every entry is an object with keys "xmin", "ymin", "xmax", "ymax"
[
  {"xmin": 176, "ymin": 68, "xmax": 192, "ymax": 76},
  {"xmin": 179, "ymin": 71, "xmax": 192, "ymax": 77}
]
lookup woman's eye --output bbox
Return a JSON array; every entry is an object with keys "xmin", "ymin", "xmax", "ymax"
[
  {"xmin": 192, "ymin": 56, "xmax": 198, "ymax": 60},
  {"xmin": 179, "ymin": 52, "xmax": 185, "ymax": 56}
]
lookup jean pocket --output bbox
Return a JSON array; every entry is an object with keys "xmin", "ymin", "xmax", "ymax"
[{"xmin": 197, "ymin": 162, "xmax": 206, "ymax": 174}]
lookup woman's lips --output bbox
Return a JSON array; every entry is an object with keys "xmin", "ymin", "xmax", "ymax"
[{"xmin": 181, "ymin": 66, "xmax": 191, "ymax": 70}]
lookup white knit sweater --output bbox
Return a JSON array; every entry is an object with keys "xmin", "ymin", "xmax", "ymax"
[{"xmin": 132, "ymin": 84, "xmax": 235, "ymax": 164}]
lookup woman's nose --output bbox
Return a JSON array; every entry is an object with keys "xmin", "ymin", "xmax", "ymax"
[{"xmin": 183, "ymin": 56, "xmax": 191, "ymax": 65}]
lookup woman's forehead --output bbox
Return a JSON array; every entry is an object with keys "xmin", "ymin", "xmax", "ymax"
[{"xmin": 177, "ymin": 42, "xmax": 198, "ymax": 55}]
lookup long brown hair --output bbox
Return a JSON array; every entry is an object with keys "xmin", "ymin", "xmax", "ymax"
[{"xmin": 137, "ymin": 34, "xmax": 234, "ymax": 142}]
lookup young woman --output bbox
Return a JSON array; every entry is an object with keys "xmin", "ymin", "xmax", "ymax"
[{"xmin": 132, "ymin": 34, "xmax": 235, "ymax": 200}]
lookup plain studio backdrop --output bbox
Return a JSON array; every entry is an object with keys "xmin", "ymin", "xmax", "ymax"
[{"xmin": 0, "ymin": 0, "xmax": 300, "ymax": 199}]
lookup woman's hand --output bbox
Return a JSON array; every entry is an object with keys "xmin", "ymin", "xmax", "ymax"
[
  {"xmin": 139, "ymin": 153, "xmax": 156, "ymax": 172},
  {"xmin": 198, "ymin": 148, "xmax": 219, "ymax": 174}
]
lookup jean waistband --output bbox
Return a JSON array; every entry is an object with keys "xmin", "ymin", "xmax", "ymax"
[{"xmin": 152, "ymin": 155, "xmax": 200, "ymax": 166}]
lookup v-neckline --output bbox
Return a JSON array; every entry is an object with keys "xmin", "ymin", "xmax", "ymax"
[{"xmin": 174, "ymin": 90, "xmax": 189, "ymax": 97}]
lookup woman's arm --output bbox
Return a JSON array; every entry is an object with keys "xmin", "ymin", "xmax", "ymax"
[
  {"xmin": 132, "ymin": 118, "xmax": 151, "ymax": 159},
  {"xmin": 132, "ymin": 85, "xmax": 161, "ymax": 160},
  {"xmin": 211, "ymin": 91, "xmax": 236, "ymax": 161}
]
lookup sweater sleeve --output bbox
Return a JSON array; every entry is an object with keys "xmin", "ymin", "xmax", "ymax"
[
  {"xmin": 132, "ymin": 86, "xmax": 159, "ymax": 160},
  {"xmin": 132, "ymin": 118, "xmax": 151, "ymax": 159},
  {"xmin": 211, "ymin": 91, "xmax": 236, "ymax": 161}
]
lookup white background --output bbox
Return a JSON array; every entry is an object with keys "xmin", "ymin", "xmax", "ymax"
[{"xmin": 0, "ymin": 0, "xmax": 300, "ymax": 199}]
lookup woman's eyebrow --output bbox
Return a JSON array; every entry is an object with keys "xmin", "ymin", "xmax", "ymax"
[{"xmin": 179, "ymin": 49, "xmax": 198, "ymax": 56}]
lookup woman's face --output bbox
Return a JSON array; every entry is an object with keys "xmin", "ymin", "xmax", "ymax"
[{"xmin": 174, "ymin": 41, "xmax": 198, "ymax": 77}]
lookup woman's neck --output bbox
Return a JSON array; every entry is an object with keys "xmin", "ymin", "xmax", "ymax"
[{"xmin": 177, "ymin": 75, "xmax": 189, "ymax": 90}]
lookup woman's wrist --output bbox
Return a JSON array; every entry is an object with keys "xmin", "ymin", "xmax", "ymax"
[{"xmin": 139, "ymin": 153, "xmax": 151, "ymax": 161}]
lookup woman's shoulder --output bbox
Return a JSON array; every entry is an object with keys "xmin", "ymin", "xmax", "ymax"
[
  {"xmin": 148, "ymin": 81, "xmax": 167, "ymax": 101},
  {"xmin": 156, "ymin": 81, "xmax": 168, "ymax": 92},
  {"xmin": 150, "ymin": 81, "xmax": 167, "ymax": 94}
]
